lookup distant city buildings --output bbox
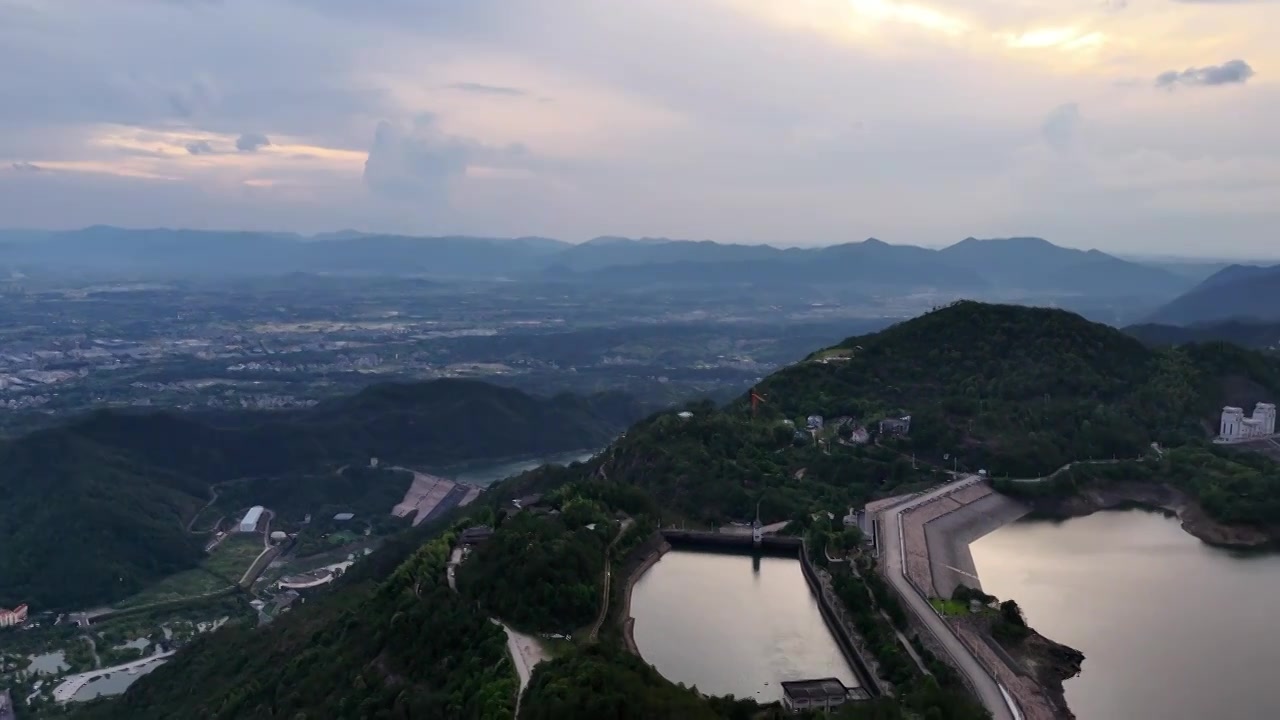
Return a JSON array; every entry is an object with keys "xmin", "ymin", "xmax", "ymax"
[
  {"xmin": 239, "ymin": 506, "xmax": 265, "ymax": 533},
  {"xmin": 1217, "ymin": 403, "xmax": 1277, "ymax": 443},
  {"xmin": 0, "ymin": 604, "xmax": 28, "ymax": 629}
]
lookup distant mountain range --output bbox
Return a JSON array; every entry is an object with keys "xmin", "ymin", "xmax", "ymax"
[
  {"xmin": 1144, "ymin": 263, "xmax": 1280, "ymax": 326},
  {"xmin": 0, "ymin": 227, "xmax": 1212, "ymax": 303}
]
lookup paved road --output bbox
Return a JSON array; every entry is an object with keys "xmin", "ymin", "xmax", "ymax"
[{"xmin": 876, "ymin": 477, "xmax": 1017, "ymax": 720}]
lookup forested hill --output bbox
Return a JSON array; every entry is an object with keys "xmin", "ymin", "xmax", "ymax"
[
  {"xmin": 0, "ymin": 379, "xmax": 642, "ymax": 610},
  {"xmin": 756, "ymin": 301, "xmax": 1280, "ymax": 476}
]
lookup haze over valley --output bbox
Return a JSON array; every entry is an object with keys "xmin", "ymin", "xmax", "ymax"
[{"xmin": 4, "ymin": 1, "xmax": 1280, "ymax": 719}]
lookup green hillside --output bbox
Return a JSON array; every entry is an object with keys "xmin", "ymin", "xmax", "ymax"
[
  {"xmin": 0, "ymin": 379, "xmax": 642, "ymax": 610},
  {"xmin": 60, "ymin": 302, "xmax": 1280, "ymax": 720},
  {"xmin": 72, "ymin": 528, "xmax": 516, "ymax": 720},
  {"xmin": 758, "ymin": 301, "xmax": 1280, "ymax": 476}
]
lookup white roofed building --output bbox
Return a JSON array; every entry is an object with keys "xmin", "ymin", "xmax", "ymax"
[{"xmin": 240, "ymin": 505, "xmax": 265, "ymax": 533}]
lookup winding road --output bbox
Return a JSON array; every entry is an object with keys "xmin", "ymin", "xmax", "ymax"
[{"xmin": 876, "ymin": 477, "xmax": 1019, "ymax": 720}]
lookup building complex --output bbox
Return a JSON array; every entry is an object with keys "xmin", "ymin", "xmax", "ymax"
[{"xmin": 1217, "ymin": 402, "xmax": 1277, "ymax": 443}]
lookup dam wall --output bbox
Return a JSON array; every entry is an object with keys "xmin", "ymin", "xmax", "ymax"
[
  {"xmin": 798, "ymin": 541, "xmax": 884, "ymax": 698},
  {"xmin": 923, "ymin": 492, "xmax": 1031, "ymax": 599},
  {"xmin": 659, "ymin": 530, "xmax": 801, "ymax": 556}
]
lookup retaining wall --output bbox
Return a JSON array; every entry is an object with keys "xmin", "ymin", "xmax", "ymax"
[{"xmin": 798, "ymin": 540, "xmax": 883, "ymax": 698}]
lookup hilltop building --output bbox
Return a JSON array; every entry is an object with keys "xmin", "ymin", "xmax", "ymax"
[
  {"xmin": 780, "ymin": 678, "xmax": 869, "ymax": 713},
  {"xmin": 239, "ymin": 506, "xmax": 264, "ymax": 533},
  {"xmin": 1217, "ymin": 403, "xmax": 1277, "ymax": 443},
  {"xmin": 0, "ymin": 604, "xmax": 28, "ymax": 628},
  {"xmin": 460, "ymin": 525, "xmax": 494, "ymax": 545},
  {"xmin": 879, "ymin": 415, "xmax": 911, "ymax": 436}
]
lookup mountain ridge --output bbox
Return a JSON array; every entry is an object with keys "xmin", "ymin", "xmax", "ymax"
[
  {"xmin": 1145, "ymin": 263, "xmax": 1280, "ymax": 326},
  {"xmin": 0, "ymin": 227, "xmax": 1197, "ymax": 301}
]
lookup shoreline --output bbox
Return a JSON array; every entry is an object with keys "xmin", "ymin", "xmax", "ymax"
[
  {"xmin": 618, "ymin": 537, "xmax": 669, "ymax": 656},
  {"xmin": 1013, "ymin": 482, "xmax": 1272, "ymax": 549}
]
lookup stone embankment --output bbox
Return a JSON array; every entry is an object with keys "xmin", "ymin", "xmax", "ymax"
[{"xmin": 899, "ymin": 480, "xmax": 1077, "ymax": 719}]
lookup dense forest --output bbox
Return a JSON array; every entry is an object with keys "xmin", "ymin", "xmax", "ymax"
[
  {"xmin": 757, "ymin": 301, "xmax": 1280, "ymax": 477},
  {"xmin": 0, "ymin": 379, "xmax": 642, "ymax": 609},
  {"xmin": 584, "ymin": 404, "xmax": 946, "ymax": 527},
  {"xmin": 458, "ymin": 511, "xmax": 608, "ymax": 633},
  {"xmin": 996, "ymin": 443, "xmax": 1280, "ymax": 527}
]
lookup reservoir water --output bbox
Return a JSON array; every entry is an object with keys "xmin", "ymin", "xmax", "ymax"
[
  {"xmin": 450, "ymin": 449, "xmax": 598, "ymax": 487},
  {"xmin": 971, "ymin": 509, "xmax": 1280, "ymax": 720},
  {"xmin": 628, "ymin": 550, "xmax": 857, "ymax": 703}
]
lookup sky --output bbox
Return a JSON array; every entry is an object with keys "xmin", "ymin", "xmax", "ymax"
[{"xmin": 0, "ymin": 0, "xmax": 1276, "ymax": 256}]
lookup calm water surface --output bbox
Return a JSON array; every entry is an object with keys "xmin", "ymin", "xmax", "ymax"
[
  {"xmin": 629, "ymin": 550, "xmax": 856, "ymax": 703},
  {"xmin": 971, "ymin": 509, "xmax": 1280, "ymax": 720}
]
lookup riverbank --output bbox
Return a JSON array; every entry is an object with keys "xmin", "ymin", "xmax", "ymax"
[{"xmin": 1014, "ymin": 482, "xmax": 1272, "ymax": 549}]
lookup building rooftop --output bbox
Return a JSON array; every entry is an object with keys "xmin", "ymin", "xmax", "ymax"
[
  {"xmin": 780, "ymin": 678, "xmax": 852, "ymax": 701},
  {"xmin": 333, "ymin": 512, "xmax": 355, "ymax": 521},
  {"xmin": 460, "ymin": 526, "xmax": 494, "ymax": 544}
]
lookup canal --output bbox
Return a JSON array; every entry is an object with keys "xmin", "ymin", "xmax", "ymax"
[
  {"xmin": 971, "ymin": 508, "xmax": 1280, "ymax": 720},
  {"xmin": 628, "ymin": 549, "xmax": 857, "ymax": 703}
]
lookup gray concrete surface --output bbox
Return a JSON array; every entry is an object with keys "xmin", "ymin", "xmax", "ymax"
[
  {"xmin": 924, "ymin": 492, "xmax": 1030, "ymax": 599},
  {"xmin": 876, "ymin": 478, "xmax": 1018, "ymax": 720}
]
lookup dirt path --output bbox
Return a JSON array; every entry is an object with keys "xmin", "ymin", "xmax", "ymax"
[{"xmin": 588, "ymin": 519, "xmax": 633, "ymax": 642}]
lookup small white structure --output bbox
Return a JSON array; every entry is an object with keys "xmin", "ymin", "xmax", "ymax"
[
  {"xmin": 1217, "ymin": 403, "xmax": 1277, "ymax": 443},
  {"xmin": 239, "ymin": 506, "xmax": 264, "ymax": 533},
  {"xmin": 677, "ymin": 411, "xmax": 694, "ymax": 419}
]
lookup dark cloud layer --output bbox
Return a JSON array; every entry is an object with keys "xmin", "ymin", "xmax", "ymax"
[
  {"xmin": 235, "ymin": 133, "xmax": 270, "ymax": 152},
  {"xmin": 185, "ymin": 140, "xmax": 214, "ymax": 155},
  {"xmin": 449, "ymin": 82, "xmax": 525, "ymax": 96},
  {"xmin": 11, "ymin": 162, "xmax": 42, "ymax": 172},
  {"xmin": 1156, "ymin": 59, "xmax": 1255, "ymax": 88}
]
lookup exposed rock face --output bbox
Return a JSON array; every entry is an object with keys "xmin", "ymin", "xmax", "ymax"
[
  {"xmin": 1021, "ymin": 482, "xmax": 1272, "ymax": 549},
  {"xmin": 1020, "ymin": 630, "xmax": 1085, "ymax": 718}
]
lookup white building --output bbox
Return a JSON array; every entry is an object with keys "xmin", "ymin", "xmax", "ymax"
[
  {"xmin": 1217, "ymin": 403, "xmax": 1277, "ymax": 443},
  {"xmin": 239, "ymin": 505, "xmax": 265, "ymax": 533},
  {"xmin": 0, "ymin": 604, "xmax": 28, "ymax": 628}
]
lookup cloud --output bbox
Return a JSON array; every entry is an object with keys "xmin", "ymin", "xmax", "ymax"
[
  {"xmin": 1156, "ymin": 59, "xmax": 1256, "ymax": 88},
  {"xmin": 185, "ymin": 140, "xmax": 215, "ymax": 155},
  {"xmin": 362, "ymin": 115, "xmax": 527, "ymax": 201},
  {"xmin": 11, "ymin": 161, "xmax": 42, "ymax": 172},
  {"xmin": 449, "ymin": 82, "xmax": 526, "ymax": 97},
  {"xmin": 1102, "ymin": 0, "xmax": 1128, "ymax": 11},
  {"xmin": 1042, "ymin": 103, "xmax": 1081, "ymax": 151},
  {"xmin": 235, "ymin": 133, "xmax": 271, "ymax": 152}
]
